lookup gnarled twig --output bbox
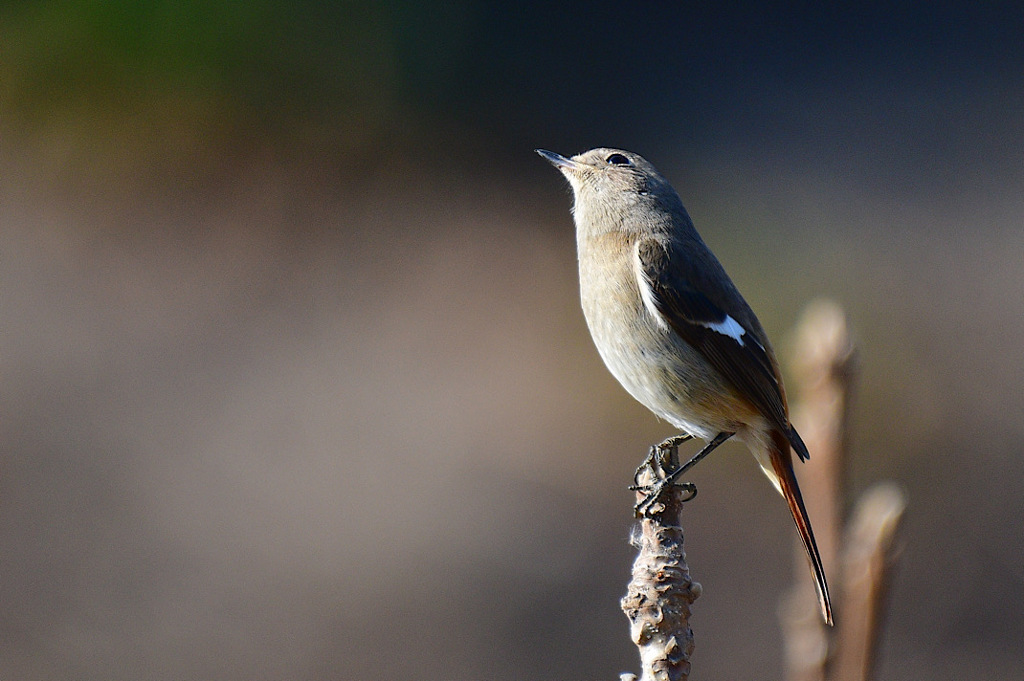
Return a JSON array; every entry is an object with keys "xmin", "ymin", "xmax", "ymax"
[{"xmin": 621, "ymin": 451, "xmax": 702, "ymax": 681}]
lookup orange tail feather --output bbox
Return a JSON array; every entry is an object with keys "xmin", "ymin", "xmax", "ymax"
[{"xmin": 770, "ymin": 428, "xmax": 833, "ymax": 626}]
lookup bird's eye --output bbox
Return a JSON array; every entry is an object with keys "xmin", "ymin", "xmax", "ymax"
[{"xmin": 606, "ymin": 153, "xmax": 632, "ymax": 166}]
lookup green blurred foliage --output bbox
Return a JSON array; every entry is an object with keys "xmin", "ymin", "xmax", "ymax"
[{"xmin": 0, "ymin": 0, "xmax": 478, "ymax": 161}]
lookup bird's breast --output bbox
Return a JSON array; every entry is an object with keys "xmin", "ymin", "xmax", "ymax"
[{"xmin": 576, "ymin": 233, "xmax": 751, "ymax": 437}]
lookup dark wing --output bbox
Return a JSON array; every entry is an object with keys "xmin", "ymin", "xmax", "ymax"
[{"xmin": 636, "ymin": 238, "xmax": 793, "ymax": 437}]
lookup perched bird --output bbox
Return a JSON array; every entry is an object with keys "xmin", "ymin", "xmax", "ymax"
[{"xmin": 537, "ymin": 147, "xmax": 833, "ymax": 626}]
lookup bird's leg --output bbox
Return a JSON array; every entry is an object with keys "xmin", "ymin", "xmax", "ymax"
[
  {"xmin": 660, "ymin": 431, "xmax": 733, "ymax": 487},
  {"xmin": 634, "ymin": 431, "xmax": 734, "ymax": 517}
]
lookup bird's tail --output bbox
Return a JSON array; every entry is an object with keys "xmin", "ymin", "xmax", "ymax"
[{"xmin": 769, "ymin": 428, "xmax": 833, "ymax": 626}]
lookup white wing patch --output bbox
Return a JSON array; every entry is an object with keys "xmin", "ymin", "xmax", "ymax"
[
  {"xmin": 632, "ymin": 241, "xmax": 756, "ymax": 350},
  {"xmin": 703, "ymin": 314, "xmax": 746, "ymax": 346},
  {"xmin": 634, "ymin": 245, "xmax": 669, "ymax": 330}
]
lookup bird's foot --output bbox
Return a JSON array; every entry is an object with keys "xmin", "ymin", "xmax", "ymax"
[
  {"xmin": 633, "ymin": 479, "xmax": 698, "ymax": 517},
  {"xmin": 631, "ymin": 434, "xmax": 698, "ymax": 517}
]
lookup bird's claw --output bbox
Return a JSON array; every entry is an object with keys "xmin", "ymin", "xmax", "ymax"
[
  {"xmin": 633, "ymin": 479, "xmax": 698, "ymax": 517},
  {"xmin": 631, "ymin": 433, "xmax": 702, "ymax": 516}
]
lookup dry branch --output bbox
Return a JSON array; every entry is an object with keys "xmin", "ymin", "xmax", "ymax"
[
  {"xmin": 783, "ymin": 299, "xmax": 907, "ymax": 681},
  {"xmin": 620, "ymin": 452, "xmax": 702, "ymax": 681},
  {"xmin": 784, "ymin": 300, "xmax": 856, "ymax": 681},
  {"xmin": 833, "ymin": 483, "xmax": 906, "ymax": 681}
]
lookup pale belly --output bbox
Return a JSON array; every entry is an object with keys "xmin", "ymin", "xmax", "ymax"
[{"xmin": 578, "ymin": 252, "xmax": 755, "ymax": 440}]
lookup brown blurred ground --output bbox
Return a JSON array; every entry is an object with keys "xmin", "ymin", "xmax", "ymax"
[{"xmin": 2, "ymin": 132, "xmax": 1022, "ymax": 680}]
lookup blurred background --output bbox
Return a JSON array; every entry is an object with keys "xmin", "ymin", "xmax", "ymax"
[{"xmin": 2, "ymin": 2, "xmax": 1022, "ymax": 679}]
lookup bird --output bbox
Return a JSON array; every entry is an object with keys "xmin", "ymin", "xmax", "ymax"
[{"xmin": 537, "ymin": 147, "xmax": 833, "ymax": 626}]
